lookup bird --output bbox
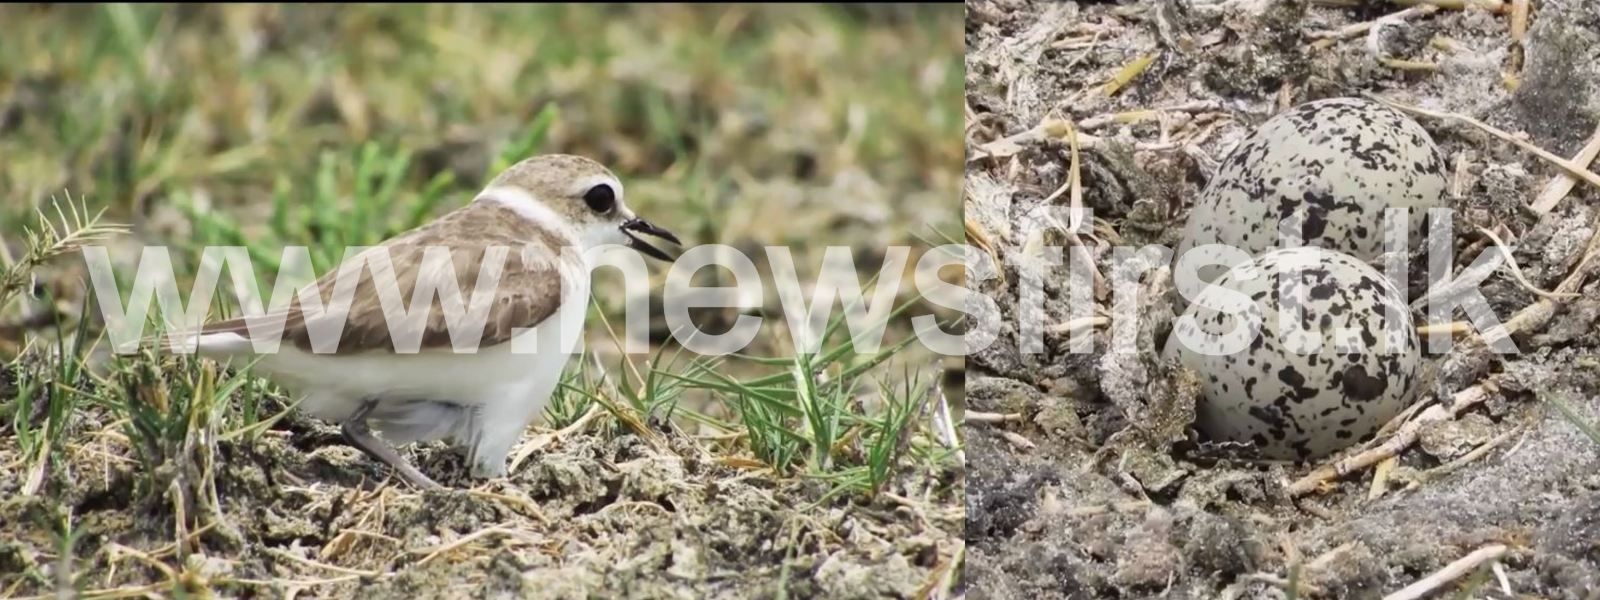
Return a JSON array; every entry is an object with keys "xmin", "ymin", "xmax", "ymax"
[{"xmin": 165, "ymin": 154, "xmax": 681, "ymax": 490}]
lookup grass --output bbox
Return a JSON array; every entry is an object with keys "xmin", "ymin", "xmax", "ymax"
[
  {"xmin": 0, "ymin": 5, "xmax": 962, "ymax": 598},
  {"xmin": 1450, "ymin": 564, "xmax": 1494, "ymax": 600},
  {"xmin": 1543, "ymin": 391, "xmax": 1600, "ymax": 447},
  {"xmin": 0, "ymin": 197, "xmax": 127, "ymax": 311},
  {"xmin": 664, "ymin": 289, "xmax": 960, "ymax": 499}
]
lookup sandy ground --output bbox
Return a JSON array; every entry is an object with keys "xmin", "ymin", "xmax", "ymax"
[
  {"xmin": 0, "ymin": 387, "xmax": 964, "ymax": 599},
  {"xmin": 964, "ymin": 0, "xmax": 1600, "ymax": 597}
]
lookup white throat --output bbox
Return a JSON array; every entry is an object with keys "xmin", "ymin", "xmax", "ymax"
[{"xmin": 580, "ymin": 221, "xmax": 630, "ymax": 251}]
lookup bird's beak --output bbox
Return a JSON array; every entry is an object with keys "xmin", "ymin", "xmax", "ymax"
[{"xmin": 620, "ymin": 218, "xmax": 682, "ymax": 262}]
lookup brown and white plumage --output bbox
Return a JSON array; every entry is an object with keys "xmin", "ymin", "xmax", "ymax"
[
  {"xmin": 170, "ymin": 155, "xmax": 680, "ymax": 487},
  {"xmin": 188, "ymin": 201, "xmax": 575, "ymax": 356}
]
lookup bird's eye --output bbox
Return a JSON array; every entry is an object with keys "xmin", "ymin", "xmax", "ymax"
[{"xmin": 583, "ymin": 184, "xmax": 616, "ymax": 213}]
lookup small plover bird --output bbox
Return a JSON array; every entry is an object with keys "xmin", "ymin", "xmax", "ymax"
[{"xmin": 169, "ymin": 154, "xmax": 680, "ymax": 489}]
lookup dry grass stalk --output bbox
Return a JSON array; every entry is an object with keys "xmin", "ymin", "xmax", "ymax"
[
  {"xmin": 1102, "ymin": 53, "xmax": 1158, "ymax": 97},
  {"xmin": 1530, "ymin": 123, "xmax": 1600, "ymax": 214},
  {"xmin": 264, "ymin": 547, "xmax": 380, "ymax": 578},
  {"xmin": 1063, "ymin": 500, "xmax": 1152, "ymax": 517},
  {"xmin": 1415, "ymin": 321, "xmax": 1472, "ymax": 337},
  {"xmin": 1474, "ymin": 225, "xmax": 1577, "ymax": 301},
  {"xmin": 1381, "ymin": 58, "xmax": 1440, "ymax": 71},
  {"xmin": 1078, "ymin": 101, "xmax": 1221, "ymax": 130},
  {"xmin": 1000, "ymin": 430, "xmax": 1036, "ymax": 451},
  {"xmin": 1367, "ymin": 94, "xmax": 1600, "ymax": 192},
  {"xmin": 1396, "ymin": 0, "xmax": 1506, "ymax": 12},
  {"xmin": 1050, "ymin": 315, "xmax": 1109, "ymax": 336},
  {"xmin": 1368, "ymin": 455, "xmax": 1398, "ymax": 500},
  {"xmin": 1039, "ymin": 119, "xmax": 1111, "ymax": 300},
  {"xmin": 964, "ymin": 411, "xmax": 1024, "ymax": 424},
  {"xmin": 1510, "ymin": 0, "xmax": 1530, "ymax": 41},
  {"xmin": 1288, "ymin": 378, "xmax": 1503, "ymax": 496},
  {"xmin": 1429, "ymin": 35, "xmax": 1466, "ymax": 52},
  {"xmin": 1424, "ymin": 426, "xmax": 1521, "ymax": 480},
  {"xmin": 412, "ymin": 526, "xmax": 542, "ymax": 566},
  {"xmin": 1308, "ymin": 5, "xmax": 1440, "ymax": 42},
  {"xmin": 1382, "ymin": 544, "xmax": 1508, "ymax": 600},
  {"xmin": 965, "ymin": 215, "xmax": 1005, "ymax": 286}
]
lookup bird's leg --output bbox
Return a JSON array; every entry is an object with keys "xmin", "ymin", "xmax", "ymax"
[
  {"xmin": 462, "ymin": 405, "xmax": 516, "ymax": 480},
  {"xmin": 341, "ymin": 399, "xmax": 444, "ymax": 491}
]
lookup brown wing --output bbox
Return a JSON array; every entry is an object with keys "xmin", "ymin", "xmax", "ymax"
[{"xmin": 195, "ymin": 202, "xmax": 578, "ymax": 354}]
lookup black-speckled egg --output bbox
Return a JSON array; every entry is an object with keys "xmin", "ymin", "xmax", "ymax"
[
  {"xmin": 1174, "ymin": 97, "xmax": 1448, "ymax": 301},
  {"xmin": 1163, "ymin": 246, "xmax": 1421, "ymax": 461}
]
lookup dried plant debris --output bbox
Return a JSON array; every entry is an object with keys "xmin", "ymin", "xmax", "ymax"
[
  {"xmin": 967, "ymin": 0, "xmax": 1600, "ymax": 597},
  {"xmin": 0, "ymin": 417, "xmax": 964, "ymax": 599}
]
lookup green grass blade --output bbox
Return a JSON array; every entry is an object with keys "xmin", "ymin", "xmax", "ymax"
[{"xmin": 1545, "ymin": 392, "xmax": 1600, "ymax": 446}]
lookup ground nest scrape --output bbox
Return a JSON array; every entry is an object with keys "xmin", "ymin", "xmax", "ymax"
[
  {"xmin": 966, "ymin": 0, "xmax": 1600, "ymax": 598},
  {"xmin": 0, "ymin": 398, "xmax": 964, "ymax": 599}
]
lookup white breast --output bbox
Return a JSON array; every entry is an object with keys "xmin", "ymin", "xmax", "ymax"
[{"xmin": 196, "ymin": 279, "xmax": 590, "ymax": 427}]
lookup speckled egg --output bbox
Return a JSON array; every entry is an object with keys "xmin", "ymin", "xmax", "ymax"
[
  {"xmin": 1163, "ymin": 246, "xmax": 1421, "ymax": 461},
  {"xmin": 1174, "ymin": 97, "xmax": 1448, "ymax": 301}
]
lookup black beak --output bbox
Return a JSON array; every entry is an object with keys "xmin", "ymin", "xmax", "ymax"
[{"xmin": 621, "ymin": 218, "xmax": 682, "ymax": 262}]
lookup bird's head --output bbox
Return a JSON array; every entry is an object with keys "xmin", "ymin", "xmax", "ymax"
[{"xmin": 477, "ymin": 154, "xmax": 681, "ymax": 260}]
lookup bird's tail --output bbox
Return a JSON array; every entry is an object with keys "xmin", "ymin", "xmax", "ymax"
[{"xmin": 131, "ymin": 310, "xmax": 295, "ymax": 360}]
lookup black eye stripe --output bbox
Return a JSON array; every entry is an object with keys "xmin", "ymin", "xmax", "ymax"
[{"xmin": 584, "ymin": 184, "xmax": 616, "ymax": 213}]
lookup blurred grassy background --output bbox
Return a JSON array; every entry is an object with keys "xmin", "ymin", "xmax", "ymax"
[
  {"xmin": 0, "ymin": 4, "xmax": 962, "ymax": 329},
  {"xmin": 0, "ymin": 0, "xmax": 966, "ymax": 446}
]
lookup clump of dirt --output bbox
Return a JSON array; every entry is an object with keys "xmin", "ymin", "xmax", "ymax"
[
  {"xmin": 966, "ymin": 0, "xmax": 1600, "ymax": 597},
  {"xmin": 0, "ymin": 400, "xmax": 963, "ymax": 598}
]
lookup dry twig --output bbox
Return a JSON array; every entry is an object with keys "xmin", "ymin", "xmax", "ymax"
[
  {"xmin": 1063, "ymin": 500, "xmax": 1152, "ymax": 517},
  {"xmin": 1423, "ymin": 426, "xmax": 1522, "ymax": 481},
  {"xmin": 1509, "ymin": 0, "xmax": 1530, "ymax": 41},
  {"xmin": 965, "ymin": 411, "xmax": 1023, "ymax": 424},
  {"xmin": 1038, "ymin": 119, "xmax": 1110, "ymax": 300},
  {"xmin": 412, "ymin": 526, "xmax": 542, "ymax": 566},
  {"xmin": 1050, "ymin": 316, "xmax": 1109, "ymax": 336},
  {"xmin": 1288, "ymin": 378, "xmax": 1504, "ymax": 496},
  {"xmin": 264, "ymin": 547, "xmax": 379, "ymax": 578},
  {"xmin": 1367, "ymin": 94, "xmax": 1600, "ymax": 192},
  {"xmin": 1000, "ymin": 430, "xmax": 1036, "ymax": 451},
  {"xmin": 1474, "ymin": 226, "xmax": 1577, "ymax": 301},
  {"xmin": 1395, "ymin": 0, "xmax": 1505, "ymax": 11},
  {"xmin": 1382, "ymin": 544, "xmax": 1508, "ymax": 600},
  {"xmin": 1530, "ymin": 123, "xmax": 1600, "ymax": 214},
  {"xmin": 1310, "ymin": 5, "xmax": 1439, "ymax": 41}
]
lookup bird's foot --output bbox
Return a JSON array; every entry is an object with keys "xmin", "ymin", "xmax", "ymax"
[{"xmin": 342, "ymin": 400, "xmax": 444, "ymax": 491}]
